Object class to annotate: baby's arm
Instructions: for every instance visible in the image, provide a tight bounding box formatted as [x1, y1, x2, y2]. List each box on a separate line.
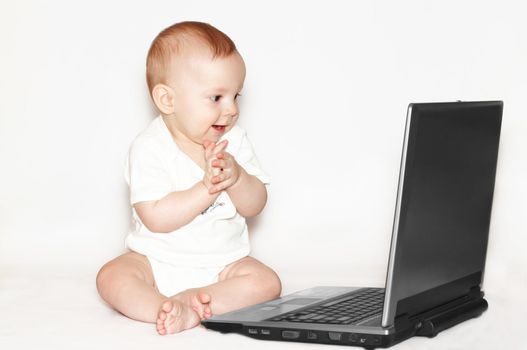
[225, 166, 267, 217]
[134, 141, 228, 233]
[134, 183, 220, 233]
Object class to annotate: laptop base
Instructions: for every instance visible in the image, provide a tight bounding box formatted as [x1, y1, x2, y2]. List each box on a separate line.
[202, 296, 488, 349]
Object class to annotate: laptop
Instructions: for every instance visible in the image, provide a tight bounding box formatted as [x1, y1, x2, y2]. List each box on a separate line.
[202, 101, 503, 348]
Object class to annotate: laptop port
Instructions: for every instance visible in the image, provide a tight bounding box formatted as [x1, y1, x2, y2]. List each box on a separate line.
[359, 336, 368, 344]
[282, 330, 300, 339]
[261, 329, 271, 335]
[307, 331, 318, 340]
[328, 332, 343, 341]
[248, 328, 258, 335]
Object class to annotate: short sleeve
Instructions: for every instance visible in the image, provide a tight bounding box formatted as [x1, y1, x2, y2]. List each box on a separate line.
[125, 137, 173, 205]
[235, 130, 270, 185]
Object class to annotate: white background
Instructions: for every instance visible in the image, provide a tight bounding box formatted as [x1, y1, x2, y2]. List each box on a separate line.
[0, 1, 526, 349]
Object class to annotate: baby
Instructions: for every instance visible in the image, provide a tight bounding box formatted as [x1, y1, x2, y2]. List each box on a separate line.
[96, 21, 281, 335]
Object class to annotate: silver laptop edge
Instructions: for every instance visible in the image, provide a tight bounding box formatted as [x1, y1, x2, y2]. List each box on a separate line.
[381, 104, 413, 327]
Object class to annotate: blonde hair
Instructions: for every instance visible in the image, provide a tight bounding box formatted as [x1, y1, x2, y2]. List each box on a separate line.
[146, 21, 237, 94]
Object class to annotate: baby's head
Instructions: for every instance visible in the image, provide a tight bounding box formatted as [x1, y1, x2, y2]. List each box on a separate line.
[146, 21, 246, 144]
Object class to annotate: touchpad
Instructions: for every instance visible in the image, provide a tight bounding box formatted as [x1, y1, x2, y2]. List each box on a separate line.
[280, 298, 321, 305]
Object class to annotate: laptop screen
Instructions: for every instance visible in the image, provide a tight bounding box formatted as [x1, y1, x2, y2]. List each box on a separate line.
[382, 101, 503, 327]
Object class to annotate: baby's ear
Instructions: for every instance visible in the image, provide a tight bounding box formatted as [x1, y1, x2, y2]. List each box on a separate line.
[151, 84, 175, 115]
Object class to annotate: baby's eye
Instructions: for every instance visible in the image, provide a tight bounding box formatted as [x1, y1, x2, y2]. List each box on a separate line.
[210, 95, 221, 102]
[234, 93, 242, 100]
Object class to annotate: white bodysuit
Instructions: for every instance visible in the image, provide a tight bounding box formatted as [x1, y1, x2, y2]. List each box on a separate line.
[124, 116, 269, 295]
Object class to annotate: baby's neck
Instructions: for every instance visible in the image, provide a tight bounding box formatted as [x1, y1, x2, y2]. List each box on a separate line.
[173, 134, 203, 156]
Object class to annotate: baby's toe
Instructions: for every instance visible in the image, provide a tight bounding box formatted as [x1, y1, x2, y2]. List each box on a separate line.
[156, 321, 167, 335]
[204, 305, 212, 316]
[198, 292, 211, 304]
[158, 310, 167, 321]
[161, 300, 173, 312]
[158, 300, 174, 319]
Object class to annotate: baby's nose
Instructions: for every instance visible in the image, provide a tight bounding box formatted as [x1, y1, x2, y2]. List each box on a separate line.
[223, 102, 239, 118]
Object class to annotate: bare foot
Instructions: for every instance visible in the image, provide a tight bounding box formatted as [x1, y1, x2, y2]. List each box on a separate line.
[172, 288, 213, 320]
[156, 299, 201, 335]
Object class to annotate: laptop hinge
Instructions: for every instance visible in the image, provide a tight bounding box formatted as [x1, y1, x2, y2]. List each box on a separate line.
[393, 285, 487, 337]
[414, 293, 487, 337]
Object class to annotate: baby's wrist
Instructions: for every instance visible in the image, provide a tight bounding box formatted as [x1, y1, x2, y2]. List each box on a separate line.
[229, 166, 245, 190]
[201, 178, 222, 197]
[200, 179, 212, 193]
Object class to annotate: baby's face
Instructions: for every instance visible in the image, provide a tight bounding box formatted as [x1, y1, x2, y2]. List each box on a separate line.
[168, 50, 246, 144]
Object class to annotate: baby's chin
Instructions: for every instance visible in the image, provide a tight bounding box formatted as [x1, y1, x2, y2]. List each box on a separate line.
[199, 135, 222, 146]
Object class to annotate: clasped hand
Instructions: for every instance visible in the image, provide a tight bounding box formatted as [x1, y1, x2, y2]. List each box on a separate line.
[202, 139, 241, 194]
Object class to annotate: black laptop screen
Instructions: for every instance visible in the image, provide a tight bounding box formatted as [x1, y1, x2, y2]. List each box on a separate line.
[387, 101, 502, 322]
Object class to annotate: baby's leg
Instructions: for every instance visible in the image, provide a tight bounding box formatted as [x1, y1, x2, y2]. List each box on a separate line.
[96, 251, 203, 334]
[191, 256, 282, 315]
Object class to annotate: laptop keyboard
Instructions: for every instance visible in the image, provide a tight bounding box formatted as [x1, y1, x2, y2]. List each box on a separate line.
[266, 288, 384, 325]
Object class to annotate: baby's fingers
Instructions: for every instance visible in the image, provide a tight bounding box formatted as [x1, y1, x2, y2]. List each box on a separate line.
[213, 140, 228, 155]
[212, 159, 226, 169]
[208, 181, 230, 194]
[211, 172, 227, 184]
[204, 140, 216, 160]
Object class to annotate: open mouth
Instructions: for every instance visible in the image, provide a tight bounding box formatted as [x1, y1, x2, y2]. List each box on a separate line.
[212, 125, 227, 132]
